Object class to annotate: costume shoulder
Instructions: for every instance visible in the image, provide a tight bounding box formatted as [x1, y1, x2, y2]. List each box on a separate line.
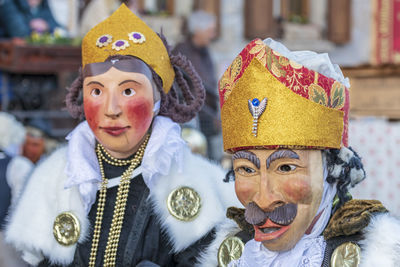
[322, 199, 400, 267]
[359, 212, 400, 267]
[323, 199, 388, 240]
[5, 147, 89, 266]
[149, 148, 242, 253]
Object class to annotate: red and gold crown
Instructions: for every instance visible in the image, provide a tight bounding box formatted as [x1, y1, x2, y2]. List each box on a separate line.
[81, 4, 174, 92]
[219, 39, 350, 152]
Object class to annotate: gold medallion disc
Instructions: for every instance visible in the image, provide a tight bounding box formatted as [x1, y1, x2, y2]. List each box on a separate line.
[331, 242, 361, 267]
[53, 212, 80, 246]
[218, 236, 244, 267]
[167, 186, 201, 221]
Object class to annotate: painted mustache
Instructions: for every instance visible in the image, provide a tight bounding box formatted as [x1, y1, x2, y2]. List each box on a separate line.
[244, 202, 298, 226]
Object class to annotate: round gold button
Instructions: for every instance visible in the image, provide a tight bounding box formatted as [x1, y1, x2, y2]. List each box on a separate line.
[331, 242, 361, 267]
[167, 186, 201, 221]
[53, 212, 80, 246]
[218, 236, 244, 267]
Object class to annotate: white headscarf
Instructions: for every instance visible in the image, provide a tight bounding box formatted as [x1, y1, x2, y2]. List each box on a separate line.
[263, 38, 350, 87]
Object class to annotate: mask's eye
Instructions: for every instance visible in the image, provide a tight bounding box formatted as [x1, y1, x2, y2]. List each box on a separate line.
[91, 88, 102, 97]
[278, 164, 297, 172]
[235, 166, 256, 176]
[123, 88, 136, 97]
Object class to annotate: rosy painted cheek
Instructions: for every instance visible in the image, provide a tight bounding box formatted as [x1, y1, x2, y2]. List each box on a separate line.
[125, 97, 153, 134]
[235, 179, 256, 205]
[282, 178, 312, 204]
[84, 99, 101, 131]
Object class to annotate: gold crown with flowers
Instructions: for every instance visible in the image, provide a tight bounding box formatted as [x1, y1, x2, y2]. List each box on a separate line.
[81, 4, 174, 92]
[219, 39, 350, 152]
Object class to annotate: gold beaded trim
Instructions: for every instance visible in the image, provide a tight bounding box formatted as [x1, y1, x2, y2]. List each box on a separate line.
[89, 135, 149, 267]
[98, 144, 136, 166]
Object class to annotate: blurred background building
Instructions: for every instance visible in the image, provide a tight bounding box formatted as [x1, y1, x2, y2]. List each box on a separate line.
[0, 0, 400, 214]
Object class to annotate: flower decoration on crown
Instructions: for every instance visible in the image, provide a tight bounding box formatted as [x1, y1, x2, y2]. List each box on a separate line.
[112, 39, 130, 51]
[96, 34, 113, 47]
[129, 32, 146, 44]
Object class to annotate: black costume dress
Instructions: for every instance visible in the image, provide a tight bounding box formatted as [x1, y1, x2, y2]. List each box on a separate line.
[38, 153, 214, 267]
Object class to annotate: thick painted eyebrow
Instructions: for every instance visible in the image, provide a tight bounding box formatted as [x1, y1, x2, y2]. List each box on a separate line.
[86, 81, 104, 87]
[118, 79, 142, 86]
[232, 151, 260, 169]
[267, 150, 299, 169]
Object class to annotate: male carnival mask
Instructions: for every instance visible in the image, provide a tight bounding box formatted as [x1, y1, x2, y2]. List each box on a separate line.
[218, 39, 350, 251]
[233, 149, 323, 251]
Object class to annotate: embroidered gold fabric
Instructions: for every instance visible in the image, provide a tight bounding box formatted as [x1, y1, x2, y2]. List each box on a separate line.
[218, 236, 244, 267]
[221, 58, 344, 152]
[167, 186, 201, 221]
[81, 4, 174, 92]
[330, 242, 361, 267]
[53, 212, 80, 246]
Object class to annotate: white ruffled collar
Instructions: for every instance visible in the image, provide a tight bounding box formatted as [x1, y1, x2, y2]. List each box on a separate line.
[64, 116, 187, 213]
[231, 236, 326, 267]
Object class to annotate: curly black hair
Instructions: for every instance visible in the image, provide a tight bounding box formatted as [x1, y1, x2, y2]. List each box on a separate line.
[324, 147, 366, 212]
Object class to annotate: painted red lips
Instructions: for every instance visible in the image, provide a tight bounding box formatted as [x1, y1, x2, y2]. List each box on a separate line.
[101, 126, 130, 136]
[253, 219, 291, 242]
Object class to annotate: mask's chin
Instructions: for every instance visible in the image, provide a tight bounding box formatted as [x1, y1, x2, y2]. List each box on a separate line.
[258, 207, 323, 251]
[96, 126, 151, 159]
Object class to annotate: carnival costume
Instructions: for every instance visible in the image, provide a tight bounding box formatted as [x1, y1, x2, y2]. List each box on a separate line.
[210, 38, 400, 267]
[5, 5, 239, 266]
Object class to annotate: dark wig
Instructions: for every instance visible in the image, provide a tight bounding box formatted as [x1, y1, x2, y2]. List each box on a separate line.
[324, 147, 366, 213]
[65, 34, 205, 123]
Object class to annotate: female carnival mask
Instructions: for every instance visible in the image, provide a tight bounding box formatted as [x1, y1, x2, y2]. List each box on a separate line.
[69, 4, 175, 158]
[83, 58, 156, 158]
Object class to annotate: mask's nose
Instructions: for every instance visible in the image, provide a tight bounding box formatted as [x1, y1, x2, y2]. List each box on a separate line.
[105, 91, 122, 119]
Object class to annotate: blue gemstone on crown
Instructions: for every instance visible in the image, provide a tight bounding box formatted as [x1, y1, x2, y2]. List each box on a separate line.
[252, 98, 260, 106]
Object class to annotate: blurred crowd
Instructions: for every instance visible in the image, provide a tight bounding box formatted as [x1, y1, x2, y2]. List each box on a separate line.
[0, 0, 59, 39]
[0, 111, 59, 266]
[0, 0, 224, 162]
[0, 112, 44, 266]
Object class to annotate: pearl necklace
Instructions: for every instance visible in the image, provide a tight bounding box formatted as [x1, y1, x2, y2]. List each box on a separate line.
[89, 135, 149, 267]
